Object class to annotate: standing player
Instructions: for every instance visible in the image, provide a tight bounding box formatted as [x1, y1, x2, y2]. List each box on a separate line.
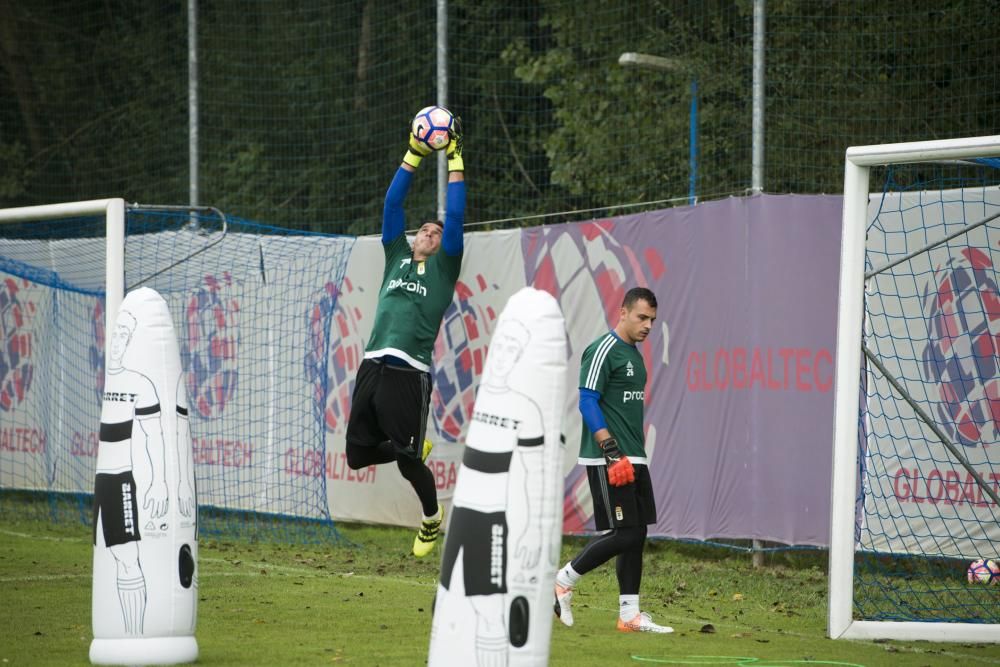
[345, 114, 465, 557]
[553, 287, 673, 634]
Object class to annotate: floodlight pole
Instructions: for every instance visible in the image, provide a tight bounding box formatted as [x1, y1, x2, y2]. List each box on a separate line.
[618, 52, 698, 206]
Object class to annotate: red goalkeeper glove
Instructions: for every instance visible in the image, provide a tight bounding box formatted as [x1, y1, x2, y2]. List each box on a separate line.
[599, 437, 635, 486]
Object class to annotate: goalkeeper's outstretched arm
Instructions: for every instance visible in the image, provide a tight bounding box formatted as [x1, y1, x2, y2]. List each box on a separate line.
[382, 167, 413, 245]
[442, 119, 465, 257]
[383, 128, 435, 245]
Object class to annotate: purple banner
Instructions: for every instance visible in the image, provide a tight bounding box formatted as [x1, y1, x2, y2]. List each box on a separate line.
[522, 194, 842, 546]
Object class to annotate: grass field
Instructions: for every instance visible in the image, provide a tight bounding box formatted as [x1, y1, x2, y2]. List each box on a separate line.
[3, 498, 1000, 666]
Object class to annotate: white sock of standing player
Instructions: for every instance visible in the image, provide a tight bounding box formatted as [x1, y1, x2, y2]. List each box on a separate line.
[619, 594, 639, 621]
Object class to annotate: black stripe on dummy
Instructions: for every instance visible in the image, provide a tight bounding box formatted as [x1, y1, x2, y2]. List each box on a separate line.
[518, 436, 544, 448]
[99, 420, 132, 442]
[135, 403, 161, 417]
[462, 447, 513, 473]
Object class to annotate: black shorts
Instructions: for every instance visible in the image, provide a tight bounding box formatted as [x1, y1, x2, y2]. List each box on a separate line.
[440, 507, 508, 596]
[587, 463, 656, 530]
[92, 471, 142, 546]
[346, 357, 432, 461]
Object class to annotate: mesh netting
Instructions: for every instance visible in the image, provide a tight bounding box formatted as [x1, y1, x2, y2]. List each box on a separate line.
[0, 207, 354, 542]
[858, 162, 1000, 622]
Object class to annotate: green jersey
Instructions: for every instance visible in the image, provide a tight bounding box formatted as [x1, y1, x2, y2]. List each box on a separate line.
[578, 332, 648, 465]
[364, 234, 462, 371]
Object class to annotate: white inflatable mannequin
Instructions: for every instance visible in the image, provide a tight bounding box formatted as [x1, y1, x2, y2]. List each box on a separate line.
[90, 287, 198, 665]
[428, 287, 566, 666]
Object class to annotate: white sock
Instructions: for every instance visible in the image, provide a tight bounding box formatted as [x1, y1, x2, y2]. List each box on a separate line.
[556, 563, 581, 588]
[118, 575, 147, 635]
[619, 594, 639, 621]
[423, 506, 442, 521]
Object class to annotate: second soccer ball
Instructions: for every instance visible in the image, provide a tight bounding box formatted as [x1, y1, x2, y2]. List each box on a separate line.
[411, 106, 455, 152]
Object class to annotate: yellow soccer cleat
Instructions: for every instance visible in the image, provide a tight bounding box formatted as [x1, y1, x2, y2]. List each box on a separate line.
[413, 504, 444, 558]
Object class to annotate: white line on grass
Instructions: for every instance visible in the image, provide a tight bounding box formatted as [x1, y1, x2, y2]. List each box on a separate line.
[0, 559, 435, 589]
[0, 528, 84, 542]
[197, 556, 437, 588]
[0, 530, 435, 589]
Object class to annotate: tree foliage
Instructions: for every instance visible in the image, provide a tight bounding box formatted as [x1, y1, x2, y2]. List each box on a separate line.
[0, 1, 998, 234]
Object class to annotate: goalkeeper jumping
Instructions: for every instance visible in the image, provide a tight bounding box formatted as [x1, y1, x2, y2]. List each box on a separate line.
[344, 114, 465, 557]
[554, 287, 674, 633]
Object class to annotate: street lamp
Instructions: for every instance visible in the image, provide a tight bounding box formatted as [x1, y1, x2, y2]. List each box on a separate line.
[618, 52, 698, 206]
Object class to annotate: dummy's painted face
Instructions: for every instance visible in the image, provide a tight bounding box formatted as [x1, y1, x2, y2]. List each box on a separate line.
[109, 322, 134, 364]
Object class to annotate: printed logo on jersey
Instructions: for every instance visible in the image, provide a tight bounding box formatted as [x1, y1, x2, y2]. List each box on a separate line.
[0, 277, 37, 412]
[431, 274, 501, 442]
[626, 360, 634, 377]
[521, 220, 667, 533]
[88, 299, 106, 402]
[304, 279, 365, 435]
[387, 277, 427, 297]
[181, 273, 240, 419]
[920, 247, 1000, 447]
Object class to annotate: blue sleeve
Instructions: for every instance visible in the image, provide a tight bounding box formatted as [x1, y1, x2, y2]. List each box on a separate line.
[441, 179, 465, 256]
[578, 387, 608, 434]
[382, 167, 413, 245]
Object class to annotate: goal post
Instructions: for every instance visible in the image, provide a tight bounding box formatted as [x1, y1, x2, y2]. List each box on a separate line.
[0, 198, 126, 351]
[830, 136, 1000, 643]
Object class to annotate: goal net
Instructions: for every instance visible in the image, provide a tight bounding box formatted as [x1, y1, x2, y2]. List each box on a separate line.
[829, 137, 1000, 642]
[0, 201, 354, 540]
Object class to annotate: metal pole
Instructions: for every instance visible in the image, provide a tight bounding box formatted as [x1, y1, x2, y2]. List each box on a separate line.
[689, 78, 698, 205]
[751, 0, 765, 194]
[188, 0, 199, 207]
[105, 199, 126, 342]
[436, 0, 448, 220]
[751, 1, 766, 563]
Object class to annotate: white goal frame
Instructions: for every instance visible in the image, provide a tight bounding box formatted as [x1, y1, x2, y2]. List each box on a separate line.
[828, 135, 1000, 643]
[0, 198, 126, 353]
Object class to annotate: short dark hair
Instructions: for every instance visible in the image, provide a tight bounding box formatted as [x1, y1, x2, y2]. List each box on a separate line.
[422, 219, 443, 230]
[622, 286, 657, 310]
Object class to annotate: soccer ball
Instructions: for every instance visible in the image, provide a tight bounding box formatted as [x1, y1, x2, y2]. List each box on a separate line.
[411, 105, 454, 152]
[966, 558, 1000, 584]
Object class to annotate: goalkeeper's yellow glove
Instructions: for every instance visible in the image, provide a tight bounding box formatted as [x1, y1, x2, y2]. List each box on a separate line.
[446, 117, 464, 172]
[403, 134, 433, 169]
